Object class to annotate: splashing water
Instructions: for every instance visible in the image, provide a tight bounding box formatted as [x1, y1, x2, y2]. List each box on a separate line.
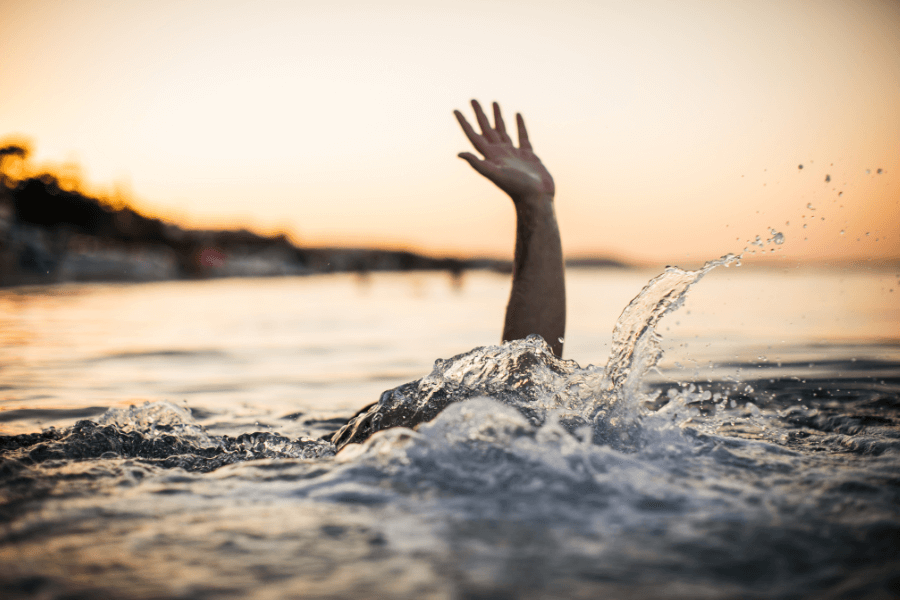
[2, 233, 898, 600]
[601, 254, 739, 397]
[4, 238, 782, 459]
[331, 249, 759, 451]
[97, 401, 217, 447]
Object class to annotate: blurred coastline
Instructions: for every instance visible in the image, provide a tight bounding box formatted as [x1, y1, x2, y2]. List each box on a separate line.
[0, 186, 634, 287]
[2, 142, 895, 288]
[0, 142, 633, 287]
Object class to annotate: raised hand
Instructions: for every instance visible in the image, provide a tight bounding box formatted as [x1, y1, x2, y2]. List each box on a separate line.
[454, 100, 555, 202]
[454, 100, 566, 357]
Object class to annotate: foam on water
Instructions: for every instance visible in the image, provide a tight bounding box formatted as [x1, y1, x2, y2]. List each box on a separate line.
[96, 401, 217, 447]
[2, 239, 899, 599]
[329, 252, 746, 453]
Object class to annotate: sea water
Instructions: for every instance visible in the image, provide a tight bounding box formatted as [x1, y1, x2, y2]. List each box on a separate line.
[0, 266, 898, 599]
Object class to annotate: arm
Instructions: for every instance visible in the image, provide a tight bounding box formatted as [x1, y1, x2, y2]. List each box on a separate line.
[454, 100, 566, 357]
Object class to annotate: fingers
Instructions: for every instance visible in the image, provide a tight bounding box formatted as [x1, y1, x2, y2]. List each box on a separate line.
[516, 113, 532, 150]
[454, 110, 489, 156]
[457, 152, 495, 179]
[471, 100, 499, 143]
[493, 102, 512, 144]
[456, 100, 521, 156]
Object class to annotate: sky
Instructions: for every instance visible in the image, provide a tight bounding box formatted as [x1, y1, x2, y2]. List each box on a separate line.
[1, 0, 898, 264]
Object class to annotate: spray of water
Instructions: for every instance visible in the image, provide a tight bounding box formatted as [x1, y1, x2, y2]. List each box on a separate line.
[53, 229, 786, 458]
[329, 231, 785, 450]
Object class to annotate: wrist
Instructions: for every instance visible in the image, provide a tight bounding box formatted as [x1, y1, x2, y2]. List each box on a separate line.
[513, 192, 556, 220]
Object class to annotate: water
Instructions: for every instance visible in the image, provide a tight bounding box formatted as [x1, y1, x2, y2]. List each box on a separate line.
[1, 267, 898, 599]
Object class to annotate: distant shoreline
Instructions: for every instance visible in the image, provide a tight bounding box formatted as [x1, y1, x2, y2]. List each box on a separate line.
[0, 169, 640, 287]
[1, 164, 894, 289]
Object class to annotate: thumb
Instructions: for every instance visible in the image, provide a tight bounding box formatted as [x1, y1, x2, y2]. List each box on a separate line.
[458, 152, 493, 178]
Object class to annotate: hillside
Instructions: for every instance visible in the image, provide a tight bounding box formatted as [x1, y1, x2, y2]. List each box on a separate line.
[0, 143, 513, 286]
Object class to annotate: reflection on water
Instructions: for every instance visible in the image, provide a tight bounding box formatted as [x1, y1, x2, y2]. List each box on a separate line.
[1, 268, 895, 435]
[0, 273, 502, 435]
[0, 267, 898, 599]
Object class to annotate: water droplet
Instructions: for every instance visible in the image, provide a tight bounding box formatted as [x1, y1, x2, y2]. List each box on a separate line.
[877, 168, 883, 174]
[838, 191, 843, 197]
[807, 203, 815, 210]
[802, 224, 807, 229]
[840, 230, 845, 235]
[798, 164, 804, 170]
[824, 174, 830, 182]
[866, 169, 871, 174]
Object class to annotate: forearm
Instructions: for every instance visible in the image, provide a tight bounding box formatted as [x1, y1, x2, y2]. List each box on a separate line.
[504, 193, 566, 357]
[452, 100, 565, 354]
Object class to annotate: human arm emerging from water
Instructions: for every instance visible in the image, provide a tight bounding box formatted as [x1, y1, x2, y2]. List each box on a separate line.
[455, 100, 566, 357]
[328, 101, 566, 449]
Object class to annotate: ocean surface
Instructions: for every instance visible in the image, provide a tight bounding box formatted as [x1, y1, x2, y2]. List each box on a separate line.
[1, 264, 898, 599]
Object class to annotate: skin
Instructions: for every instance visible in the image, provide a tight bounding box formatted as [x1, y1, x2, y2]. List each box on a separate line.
[454, 100, 566, 357]
[329, 101, 567, 449]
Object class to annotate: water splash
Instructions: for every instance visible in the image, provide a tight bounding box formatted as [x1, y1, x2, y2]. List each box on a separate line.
[3, 238, 899, 600]
[331, 229, 789, 451]
[601, 254, 739, 396]
[331, 253, 761, 451]
[10, 231, 785, 461]
[0, 403, 335, 473]
[330, 337, 579, 450]
[97, 401, 215, 447]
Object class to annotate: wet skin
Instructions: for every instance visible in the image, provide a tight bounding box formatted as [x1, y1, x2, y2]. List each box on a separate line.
[330, 102, 567, 449]
[454, 100, 566, 358]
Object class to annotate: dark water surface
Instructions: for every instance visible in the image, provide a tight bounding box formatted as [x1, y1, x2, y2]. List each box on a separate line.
[1, 268, 898, 599]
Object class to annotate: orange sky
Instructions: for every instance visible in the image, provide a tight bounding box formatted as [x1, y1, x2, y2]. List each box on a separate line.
[1, 0, 897, 263]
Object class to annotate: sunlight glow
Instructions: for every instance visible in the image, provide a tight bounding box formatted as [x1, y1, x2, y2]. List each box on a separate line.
[1, 0, 897, 263]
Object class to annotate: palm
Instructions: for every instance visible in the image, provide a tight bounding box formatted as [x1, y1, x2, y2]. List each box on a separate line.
[455, 100, 555, 200]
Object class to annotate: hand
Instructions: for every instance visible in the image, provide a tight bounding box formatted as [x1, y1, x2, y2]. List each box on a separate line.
[455, 100, 555, 202]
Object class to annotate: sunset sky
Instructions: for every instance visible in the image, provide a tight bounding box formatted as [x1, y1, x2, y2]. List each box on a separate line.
[1, 0, 897, 264]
